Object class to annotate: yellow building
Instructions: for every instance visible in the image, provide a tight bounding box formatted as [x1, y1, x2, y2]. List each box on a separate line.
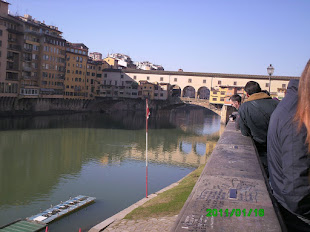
[64, 43, 88, 99]
[209, 87, 227, 105]
[103, 57, 118, 69]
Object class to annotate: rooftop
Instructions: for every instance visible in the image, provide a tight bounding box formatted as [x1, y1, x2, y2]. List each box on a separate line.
[103, 69, 299, 81]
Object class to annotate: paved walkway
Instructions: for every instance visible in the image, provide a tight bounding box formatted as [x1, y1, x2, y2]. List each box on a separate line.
[171, 121, 283, 232]
[104, 215, 178, 232]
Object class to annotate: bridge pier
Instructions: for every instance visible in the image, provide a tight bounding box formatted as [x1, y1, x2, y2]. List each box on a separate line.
[220, 105, 234, 124]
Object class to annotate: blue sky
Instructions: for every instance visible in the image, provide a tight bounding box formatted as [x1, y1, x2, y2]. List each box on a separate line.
[7, 0, 310, 76]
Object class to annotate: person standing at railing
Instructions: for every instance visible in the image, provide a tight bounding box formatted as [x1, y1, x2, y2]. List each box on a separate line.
[238, 81, 279, 173]
[267, 60, 310, 232]
[229, 94, 242, 131]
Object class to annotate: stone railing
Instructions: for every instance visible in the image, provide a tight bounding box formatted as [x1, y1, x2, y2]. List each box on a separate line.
[170, 121, 284, 232]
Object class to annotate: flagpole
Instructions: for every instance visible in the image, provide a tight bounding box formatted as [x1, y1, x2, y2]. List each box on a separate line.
[146, 99, 148, 198]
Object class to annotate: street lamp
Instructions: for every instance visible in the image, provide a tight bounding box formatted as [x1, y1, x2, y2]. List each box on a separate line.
[267, 64, 274, 93]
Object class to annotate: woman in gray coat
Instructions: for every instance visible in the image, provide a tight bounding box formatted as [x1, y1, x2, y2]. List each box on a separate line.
[267, 60, 310, 231]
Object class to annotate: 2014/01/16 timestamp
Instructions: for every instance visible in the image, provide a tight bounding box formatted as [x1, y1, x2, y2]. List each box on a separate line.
[206, 209, 264, 217]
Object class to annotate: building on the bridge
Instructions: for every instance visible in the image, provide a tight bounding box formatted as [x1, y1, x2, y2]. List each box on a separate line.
[105, 69, 296, 102]
[209, 87, 227, 105]
[209, 86, 245, 105]
[224, 86, 245, 105]
[99, 70, 139, 99]
[138, 81, 170, 100]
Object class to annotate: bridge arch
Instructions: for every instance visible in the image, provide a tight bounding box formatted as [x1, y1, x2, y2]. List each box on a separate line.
[182, 86, 196, 98]
[194, 142, 207, 156]
[170, 85, 182, 97]
[180, 141, 192, 154]
[197, 86, 210, 100]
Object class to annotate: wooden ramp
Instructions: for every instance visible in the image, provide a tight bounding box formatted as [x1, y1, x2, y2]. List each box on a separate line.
[0, 220, 45, 232]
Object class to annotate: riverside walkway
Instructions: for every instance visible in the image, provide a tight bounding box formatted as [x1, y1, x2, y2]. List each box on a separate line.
[90, 121, 283, 232]
[171, 121, 282, 232]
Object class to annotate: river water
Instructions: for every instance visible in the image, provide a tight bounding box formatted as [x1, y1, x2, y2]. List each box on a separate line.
[0, 105, 223, 231]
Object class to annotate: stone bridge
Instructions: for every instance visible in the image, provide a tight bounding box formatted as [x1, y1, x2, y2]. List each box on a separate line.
[166, 97, 233, 124]
[179, 97, 222, 115]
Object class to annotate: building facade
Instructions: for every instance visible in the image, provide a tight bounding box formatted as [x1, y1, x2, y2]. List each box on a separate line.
[64, 43, 88, 99]
[89, 52, 102, 61]
[101, 69, 297, 102]
[0, 0, 21, 97]
[86, 58, 103, 98]
[15, 14, 66, 98]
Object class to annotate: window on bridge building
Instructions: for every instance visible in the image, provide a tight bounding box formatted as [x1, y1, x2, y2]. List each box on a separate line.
[266, 83, 269, 87]
[234, 81, 237, 85]
[160, 77, 163, 81]
[282, 84, 286, 88]
[212, 98, 217, 101]
[218, 80, 221, 85]
[174, 78, 177, 82]
[203, 79, 206, 83]
[147, 76, 150, 80]
[188, 79, 192, 83]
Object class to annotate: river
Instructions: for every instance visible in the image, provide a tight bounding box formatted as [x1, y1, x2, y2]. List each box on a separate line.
[0, 105, 223, 231]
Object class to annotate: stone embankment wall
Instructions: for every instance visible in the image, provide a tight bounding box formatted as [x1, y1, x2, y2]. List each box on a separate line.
[0, 97, 186, 117]
[0, 97, 91, 116]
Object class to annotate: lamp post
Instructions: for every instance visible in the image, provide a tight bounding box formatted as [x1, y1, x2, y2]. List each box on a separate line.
[267, 64, 274, 93]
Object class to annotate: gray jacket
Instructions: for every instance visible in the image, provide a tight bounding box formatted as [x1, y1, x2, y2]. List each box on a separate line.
[238, 92, 279, 145]
[267, 79, 310, 219]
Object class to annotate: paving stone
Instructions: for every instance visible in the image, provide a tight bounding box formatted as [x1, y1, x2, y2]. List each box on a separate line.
[102, 216, 177, 232]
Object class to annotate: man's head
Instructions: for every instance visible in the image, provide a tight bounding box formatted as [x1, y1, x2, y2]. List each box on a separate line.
[230, 94, 242, 109]
[244, 81, 261, 96]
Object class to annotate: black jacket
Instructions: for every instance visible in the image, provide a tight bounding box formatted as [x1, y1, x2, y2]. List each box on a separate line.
[267, 79, 310, 219]
[238, 92, 279, 145]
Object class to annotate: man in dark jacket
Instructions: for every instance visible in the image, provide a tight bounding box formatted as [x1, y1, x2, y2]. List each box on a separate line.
[267, 79, 310, 231]
[238, 81, 278, 169]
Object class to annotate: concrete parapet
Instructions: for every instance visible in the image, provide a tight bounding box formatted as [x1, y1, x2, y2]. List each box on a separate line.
[170, 121, 282, 232]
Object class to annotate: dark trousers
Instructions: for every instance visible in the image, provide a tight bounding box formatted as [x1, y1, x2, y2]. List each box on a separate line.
[278, 204, 310, 232]
[255, 142, 269, 177]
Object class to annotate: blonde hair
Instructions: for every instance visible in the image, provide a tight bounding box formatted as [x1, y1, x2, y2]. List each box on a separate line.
[295, 59, 310, 152]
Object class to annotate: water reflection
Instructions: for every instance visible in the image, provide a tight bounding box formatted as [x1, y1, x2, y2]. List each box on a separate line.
[0, 106, 223, 230]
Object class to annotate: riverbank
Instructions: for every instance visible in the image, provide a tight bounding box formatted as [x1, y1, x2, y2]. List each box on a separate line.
[89, 165, 205, 232]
